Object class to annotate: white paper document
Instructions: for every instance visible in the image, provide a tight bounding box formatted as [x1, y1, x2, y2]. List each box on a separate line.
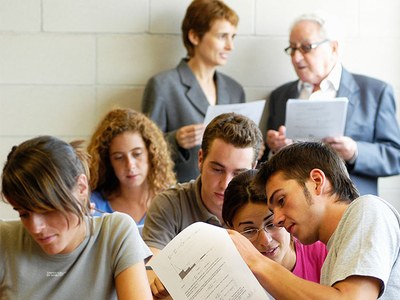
[149, 222, 271, 300]
[203, 100, 266, 126]
[285, 97, 348, 140]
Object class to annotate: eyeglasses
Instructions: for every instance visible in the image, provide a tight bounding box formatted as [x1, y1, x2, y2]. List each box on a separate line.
[240, 223, 282, 242]
[284, 39, 329, 56]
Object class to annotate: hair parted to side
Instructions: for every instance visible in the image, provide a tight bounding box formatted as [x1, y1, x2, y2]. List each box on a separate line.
[182, 0, 239, 57]
[87, 108, 176, 197]
[254, 142, 359, 202]
[1, 135, 91, 223]
[201, 112, 263, 165]
[222, 169, 267, 228]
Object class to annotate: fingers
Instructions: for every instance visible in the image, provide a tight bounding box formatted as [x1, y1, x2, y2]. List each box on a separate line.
[176, 124, 205, 149]
[266, 129, 290, 153]
[323, 136, 357, 161]
[150, 277, 170, 298]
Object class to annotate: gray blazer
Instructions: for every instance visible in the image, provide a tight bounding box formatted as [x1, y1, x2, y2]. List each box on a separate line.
[142, 59, 245, 182]
[266, 67, 400, 195]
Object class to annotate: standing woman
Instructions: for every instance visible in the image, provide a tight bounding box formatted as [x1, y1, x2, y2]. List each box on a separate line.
[142, 0, 245, 183]
[87, 108, 176, 234]
[0, 136, 152, 299]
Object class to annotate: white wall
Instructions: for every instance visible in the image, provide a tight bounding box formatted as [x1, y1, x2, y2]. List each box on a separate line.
[1, 0, 399, 219]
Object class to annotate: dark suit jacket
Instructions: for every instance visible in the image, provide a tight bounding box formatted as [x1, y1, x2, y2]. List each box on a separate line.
[142, 59, 245, 183]
[266, 67, 400, 195]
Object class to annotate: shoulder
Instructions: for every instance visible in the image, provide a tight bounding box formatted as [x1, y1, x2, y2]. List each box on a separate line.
[347, 71, 392, 93]
[270, 80, 298, 98]
[146, 67, 180, 87]
[0, 219, 23, 238]
[347, 195, 399, 218]
[92, 212, 136, 234]
[149, 180, 197, 211]
[332, 195, 400, 245]
[216, 71, 243, 89]
[145, 60, 189, 88]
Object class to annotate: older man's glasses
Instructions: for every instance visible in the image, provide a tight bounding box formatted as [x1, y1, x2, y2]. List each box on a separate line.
[240, 223, 282, 242]
[284, 39, 329, 56]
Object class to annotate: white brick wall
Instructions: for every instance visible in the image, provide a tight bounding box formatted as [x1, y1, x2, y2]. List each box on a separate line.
[1, 0, 399, 219]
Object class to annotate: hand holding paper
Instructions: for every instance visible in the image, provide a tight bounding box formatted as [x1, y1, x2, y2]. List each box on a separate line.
[149, 222, 271, 300]
[285, 98, 348, 141]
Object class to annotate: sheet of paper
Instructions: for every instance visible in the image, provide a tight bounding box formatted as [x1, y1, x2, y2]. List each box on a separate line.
[285, 97, 348, 140]
[203, 100, 266, 126]
[149, 222, 271, 300]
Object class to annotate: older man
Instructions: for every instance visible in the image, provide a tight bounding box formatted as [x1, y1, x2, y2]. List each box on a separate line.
[264, 12, 400, 195]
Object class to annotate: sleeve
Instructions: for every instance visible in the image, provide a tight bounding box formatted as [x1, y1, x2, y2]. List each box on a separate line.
[141, 76, 188, 164]
[109, 213, 152, 277]
[353, 84, 400, 177]
[327, 199, 400, 295]
[238, 84, 245, 103]
[142, 191, 181, 250]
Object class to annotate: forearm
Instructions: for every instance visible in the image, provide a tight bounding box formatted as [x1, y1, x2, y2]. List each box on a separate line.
[249, 254, 378, 300]
[249, 256, 334, 299]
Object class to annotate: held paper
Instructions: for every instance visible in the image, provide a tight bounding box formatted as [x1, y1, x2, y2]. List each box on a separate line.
[285, 98, 348, 140]
[203, 100, 266, 126]
[149, 222, 271, 300]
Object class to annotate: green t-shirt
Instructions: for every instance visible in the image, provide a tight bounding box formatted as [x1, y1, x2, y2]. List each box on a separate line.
[0, 212, 152, 299]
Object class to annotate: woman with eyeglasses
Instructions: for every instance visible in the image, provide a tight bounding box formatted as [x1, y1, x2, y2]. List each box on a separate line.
[222, 169, 327, 283]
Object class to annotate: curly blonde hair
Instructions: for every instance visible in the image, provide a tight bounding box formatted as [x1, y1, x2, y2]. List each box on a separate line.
[87, 108, 176, 197]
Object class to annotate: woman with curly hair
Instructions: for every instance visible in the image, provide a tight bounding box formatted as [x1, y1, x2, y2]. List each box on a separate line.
[87, 108, 176, 234]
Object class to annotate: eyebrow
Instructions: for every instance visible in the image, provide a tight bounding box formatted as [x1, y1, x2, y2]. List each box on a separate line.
[267, 189, 280, 207]
[237, 220, 255, 227]
[110, 147, 143, 155]
[209, 161, 249, 173]
[209, 161, 225, 168]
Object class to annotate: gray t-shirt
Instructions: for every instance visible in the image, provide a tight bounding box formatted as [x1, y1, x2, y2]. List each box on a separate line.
[321, 195, 400, 298]
[0, 212, 152, 300]
[142, 176, 222, 250]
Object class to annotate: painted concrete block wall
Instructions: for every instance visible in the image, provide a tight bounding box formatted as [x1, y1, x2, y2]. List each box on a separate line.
[1, 0, 399, 219]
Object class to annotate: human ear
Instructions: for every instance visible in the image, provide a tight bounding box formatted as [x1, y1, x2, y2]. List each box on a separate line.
[76, 174, 89, 200]
[330, 40, 340, 59]
[309, 169, 325, 195]
[188, 29, 200, 46]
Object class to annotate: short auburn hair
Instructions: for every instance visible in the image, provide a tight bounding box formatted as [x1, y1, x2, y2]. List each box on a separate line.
[181, 0, 239, 57]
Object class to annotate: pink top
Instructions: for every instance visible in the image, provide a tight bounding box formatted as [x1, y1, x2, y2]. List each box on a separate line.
[292, 239, 328, 283]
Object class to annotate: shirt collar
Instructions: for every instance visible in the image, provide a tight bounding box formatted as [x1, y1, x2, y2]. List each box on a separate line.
[297, 63, 342, 93]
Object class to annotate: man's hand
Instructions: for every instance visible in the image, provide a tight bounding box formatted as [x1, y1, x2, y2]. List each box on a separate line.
[266, 125, 293, 154]
[323, 136, 357, 162]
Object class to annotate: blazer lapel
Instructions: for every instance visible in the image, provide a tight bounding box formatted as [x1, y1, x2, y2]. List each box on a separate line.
[215, 72, 230, 104]
[289, 81, 300, 99]
[337, 68, 359, 122]
[177, 60, 209, 116]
